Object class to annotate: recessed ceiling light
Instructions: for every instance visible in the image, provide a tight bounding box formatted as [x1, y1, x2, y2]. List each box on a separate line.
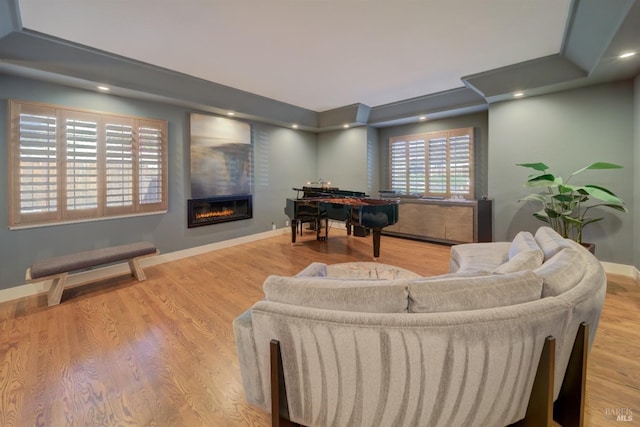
[419, 116, 427, 121]
[343, 124, 349, 128]
[97, 85, 110, 92]
[227, 111, 235, 116]
[292, 124, 299, 129]
[619, 51, 637, 59]
[513, 92, 524, 98]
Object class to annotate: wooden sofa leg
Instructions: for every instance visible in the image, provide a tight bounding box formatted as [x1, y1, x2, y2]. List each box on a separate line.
[47, 273, 68, 307]
[270, 340, 302, 427]
[510, 336, 555, 427]
[554, 323, 589, 427]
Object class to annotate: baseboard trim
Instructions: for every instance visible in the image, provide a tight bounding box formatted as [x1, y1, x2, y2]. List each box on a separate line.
[601, 261, 640, 282]
[0, 228, 288, 305]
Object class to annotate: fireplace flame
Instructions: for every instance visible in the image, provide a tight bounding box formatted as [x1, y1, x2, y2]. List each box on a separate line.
[196, 209, 234, 219]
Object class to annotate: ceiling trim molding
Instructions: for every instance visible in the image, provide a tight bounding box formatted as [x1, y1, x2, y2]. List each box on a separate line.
[561, 0, 635, 73]
[0, 0, 21, 38]
[1, 0, 638, 131]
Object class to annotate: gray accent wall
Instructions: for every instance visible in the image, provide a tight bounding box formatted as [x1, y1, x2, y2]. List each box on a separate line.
[0, 74, 317, 289]
[488, 81, 634, 264]
[317, 127, 370, 193]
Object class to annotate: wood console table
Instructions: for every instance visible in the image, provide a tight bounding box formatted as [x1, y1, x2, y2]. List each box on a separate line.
[381, 198, 492, 244]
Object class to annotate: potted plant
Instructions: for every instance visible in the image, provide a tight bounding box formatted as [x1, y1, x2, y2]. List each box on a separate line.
[516, 162, 627, 245]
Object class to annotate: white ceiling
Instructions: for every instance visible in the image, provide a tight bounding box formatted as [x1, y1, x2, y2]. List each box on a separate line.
[18, 0, 572, 112]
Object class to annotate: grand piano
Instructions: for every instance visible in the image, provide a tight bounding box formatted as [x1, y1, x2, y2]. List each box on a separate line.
[284, 186, 400, 258]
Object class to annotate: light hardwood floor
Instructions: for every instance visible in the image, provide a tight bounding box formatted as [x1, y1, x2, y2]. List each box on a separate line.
[0, 229, 638, 426]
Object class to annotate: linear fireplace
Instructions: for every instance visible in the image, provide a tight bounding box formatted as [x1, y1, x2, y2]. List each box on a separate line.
[188, 195, 253, 228]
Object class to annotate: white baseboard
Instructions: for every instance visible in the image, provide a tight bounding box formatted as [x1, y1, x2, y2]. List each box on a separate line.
[0, 228, 288, 305]
[601, 261, 640, 282]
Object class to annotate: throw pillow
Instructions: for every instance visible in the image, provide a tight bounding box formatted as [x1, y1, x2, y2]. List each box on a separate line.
[494, 249, 544, 274]
[263, 275, 409, 313]
[534, 248, 586, 297]
[534, 226, 574, 261]
[508, 231, 542, 259]
[407, 270, 543, 313]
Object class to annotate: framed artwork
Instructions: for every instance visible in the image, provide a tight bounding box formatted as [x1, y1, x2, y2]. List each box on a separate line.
[190, 113, 251, 198]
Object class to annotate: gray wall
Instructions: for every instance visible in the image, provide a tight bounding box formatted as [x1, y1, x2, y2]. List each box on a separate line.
[488, 81, 635, 264]
[0, 74, 317, 289]
[376, 112, 490, 198]
[317, 127, 370, 192]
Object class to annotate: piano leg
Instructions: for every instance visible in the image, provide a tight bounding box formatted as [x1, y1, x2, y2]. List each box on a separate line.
[316, 216, 328, 241]
[372, 229, 382, 258]
[325, 217, 329, 240]
[315, 217, 321, 240]
[290, 220, 298, 244]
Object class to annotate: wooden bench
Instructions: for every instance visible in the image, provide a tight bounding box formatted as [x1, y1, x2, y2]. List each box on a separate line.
[26, 242, 159, 306]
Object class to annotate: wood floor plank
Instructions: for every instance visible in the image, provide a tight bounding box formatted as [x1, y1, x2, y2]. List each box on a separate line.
[0, 230, 638, 426]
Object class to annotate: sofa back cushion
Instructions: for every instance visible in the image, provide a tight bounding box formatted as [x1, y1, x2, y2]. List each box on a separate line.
[407, 270, 543, 313]
[493, 250, 544, 274]
[263, 275, 409, 313]
[535, 226, 574, 261]
[534, 248, 586, 297]
[508, 231, 542, 259]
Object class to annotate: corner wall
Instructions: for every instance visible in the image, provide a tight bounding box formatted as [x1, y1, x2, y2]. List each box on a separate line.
[634, 74, 640, 270]
[317, 127, 370, 192]
[488, 81, 634, 264]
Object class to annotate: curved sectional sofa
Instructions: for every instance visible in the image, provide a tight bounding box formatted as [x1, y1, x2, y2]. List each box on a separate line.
[233, 226, 606, 427]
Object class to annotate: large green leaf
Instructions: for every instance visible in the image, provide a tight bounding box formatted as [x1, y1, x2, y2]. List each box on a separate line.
[517, 162, 549, 171]
[525, 174, 559, 187]
[571, 162, 623, 176]
[583, 185, 625, 203]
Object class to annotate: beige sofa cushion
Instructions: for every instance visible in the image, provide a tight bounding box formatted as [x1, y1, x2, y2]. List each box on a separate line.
[263, 275, 409, 313]
[535, 226, 574, 261]
[449, 242, 511, 273]
[508, 231, 542, 258]
[534, 248, 586, 297]
[408, 270, 543, 313]
[494, 250, 544, 274]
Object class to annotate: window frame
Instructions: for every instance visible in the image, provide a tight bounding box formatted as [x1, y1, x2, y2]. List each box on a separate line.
[8, 99, 168, 229]
[389, 127, 474, 199]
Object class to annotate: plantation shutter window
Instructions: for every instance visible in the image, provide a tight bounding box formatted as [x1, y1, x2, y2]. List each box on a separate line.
[105, 118, 135, 213]
[390, 139, 409, 193]
[427, 133, 448, 196]
[389, 127, 474, 199]
[14, 105, 58, 222]
[138, 122, 164, 208]
[8, 100, 168, 228]
[64, 112, 100, 217]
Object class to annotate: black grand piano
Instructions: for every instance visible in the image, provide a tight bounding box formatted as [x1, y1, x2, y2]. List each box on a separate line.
[284, 186, 399, 258]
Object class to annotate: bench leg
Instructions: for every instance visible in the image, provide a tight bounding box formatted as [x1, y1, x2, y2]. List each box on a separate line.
[128, 257, 147, 281]
[47, 274, 68, 307]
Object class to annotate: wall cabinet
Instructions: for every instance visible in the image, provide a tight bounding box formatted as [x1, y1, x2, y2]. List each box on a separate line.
[383, 199, 492, 244]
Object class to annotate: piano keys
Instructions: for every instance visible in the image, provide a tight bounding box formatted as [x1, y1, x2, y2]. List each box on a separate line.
[284, 187, 399, 258]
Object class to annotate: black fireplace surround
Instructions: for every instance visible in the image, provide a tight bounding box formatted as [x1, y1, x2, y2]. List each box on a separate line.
[188, 195, 253, 228]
